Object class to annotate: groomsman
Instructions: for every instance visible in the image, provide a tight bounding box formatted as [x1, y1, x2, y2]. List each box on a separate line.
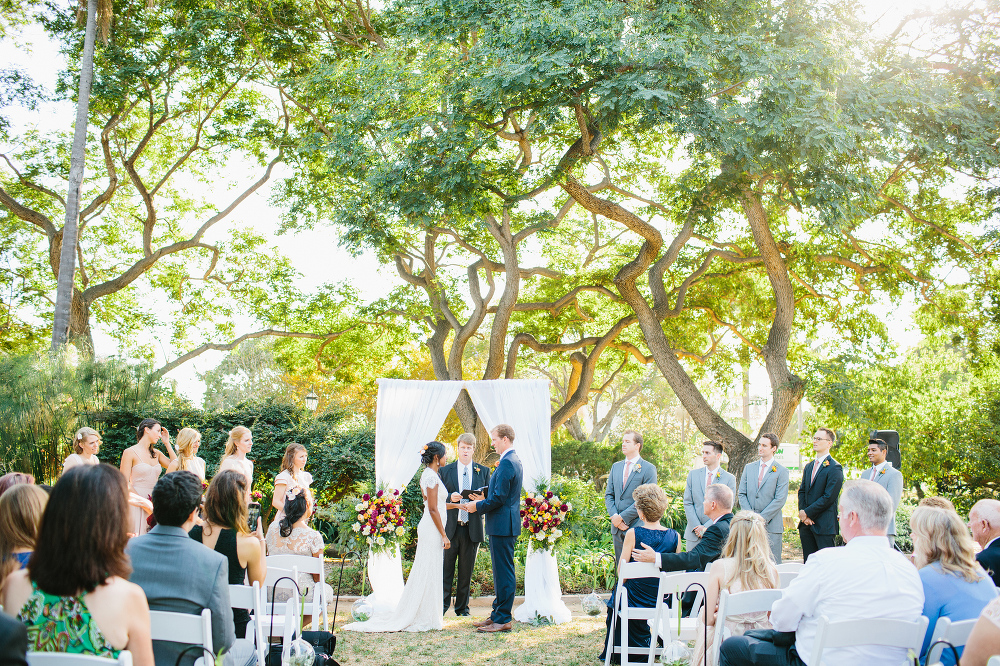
[683, 441, 737, 551]
[737, 432, 789, 562]
[866, 437, 903, 547]
[797, 427, 844, 561]
[441, 433, 491, 616]
[604, 430, 658, 560]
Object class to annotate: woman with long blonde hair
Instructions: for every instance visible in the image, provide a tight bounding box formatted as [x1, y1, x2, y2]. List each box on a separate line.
[0, 484, 49, 580]
[692, 511, 779, 666]
[63, 427, 101, 472]
[165, 428, 206, 481]
[910, 505, 997, 665]
[217, 426, 253, 486]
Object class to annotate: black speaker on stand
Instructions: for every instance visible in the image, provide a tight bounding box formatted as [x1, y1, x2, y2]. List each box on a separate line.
[870, 429, 901, 468]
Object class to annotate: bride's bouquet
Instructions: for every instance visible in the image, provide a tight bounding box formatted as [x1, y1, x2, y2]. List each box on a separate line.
[521, 486, 572, 551]
[352, 484, 407, 555]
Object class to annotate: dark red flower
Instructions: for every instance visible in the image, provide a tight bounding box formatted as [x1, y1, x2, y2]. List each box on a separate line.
[520, 509, 526, 516]
[377, 490, 384, 498]
[362, 493, 370, 501]
[545, 491, 553, 499]
[560, 504, 569, 511]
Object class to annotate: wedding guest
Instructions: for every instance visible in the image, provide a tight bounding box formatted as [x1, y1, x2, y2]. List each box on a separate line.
[960, 596, 1000, 666]
[165, 427, 206, 481]
[797, 427, 843, 561]
[634, 484, 735, 575]
[736, 433, 789, 562]
[911, 505, 997, 666]
[441, 433, 491, 617]
[271, 443, 312, 524]
[218, 426, 254, 485]
[866, 437, 903, 547]
[599, 483, 680, 663]
[684, 442, 737, 551]
[62, 426, 101, 472]
[719, 480, 923, 666]
[127, 471, 253, 666]
[190, 470, 266, 639]
[1, 465, 154, 665]
[120, 418, 176, 536]
[265, 487, 324, 628]
[0, 484, 48, 580]
[0, 610, 28, 666]
[969, 499, 1000, 586]
[919, 496, 956, 511]
[0, 472, 34, 497]
[693, 511, 780, 666]
[605, 430, 659, 561]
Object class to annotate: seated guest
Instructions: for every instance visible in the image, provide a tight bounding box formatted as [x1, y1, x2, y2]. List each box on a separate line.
[190, 469, 266, 638]
[127, 471, 254, 666]
[0, 610, 28, 666]
[265, 487, 324, 627]
[919, 496, 956, 512]
[719, 480, 923, 666]
[911, 506, 998, 666]
[1, 465, 153, 665]
[0, 484, 48, 579]
[598, 483, 680, 663]
[693, 511, 780, 666]
[960, 595, 1000, 666]
[969, 499, 1000, 586]
[63, 427, 101, 472]
[0, 472, 34, 497]
[632, 484, 735, 574]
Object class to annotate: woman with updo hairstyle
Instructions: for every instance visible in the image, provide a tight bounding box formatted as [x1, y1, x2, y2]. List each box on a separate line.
[0, 484, 48, 580]
[265, 487, 324, 620]
[188, 469, 266, 638]
[165, 428, 206, 481]
[63, 427, 101, 472]
[0, 472, 35, 497]
[691, 511, 779, 666]
[344, 441, 451, 633]
[218, 425, 254, 486]
[120, 418, 176, 536]
[599, 483, 681, 663]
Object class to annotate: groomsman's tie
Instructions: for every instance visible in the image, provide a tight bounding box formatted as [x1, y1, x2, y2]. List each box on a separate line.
[460, 467, 470, 523]
[870, 466, 878, 481]
[706, 469, 713, 490]
[623, 460, 632, 486]
[758, 462, 766, 488]
[811, 459, 821, 483]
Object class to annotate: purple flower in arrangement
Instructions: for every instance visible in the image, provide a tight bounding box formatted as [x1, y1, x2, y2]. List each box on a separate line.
[520, 509, 526, 516]
[362, 493, 370, 501]
[545, 491, 553, 499]
[523, 519, 530, 527]
[560, 503, 569, 511]
[393, 489, 400, 496]
[376, 490, 384, 498]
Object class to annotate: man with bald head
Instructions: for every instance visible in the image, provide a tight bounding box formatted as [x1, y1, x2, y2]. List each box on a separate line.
[970, 499, 1000, 587]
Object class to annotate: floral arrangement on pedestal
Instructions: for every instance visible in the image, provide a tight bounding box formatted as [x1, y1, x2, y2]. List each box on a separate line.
[521, 485, 572, 550]
[351, 485, 407, 554]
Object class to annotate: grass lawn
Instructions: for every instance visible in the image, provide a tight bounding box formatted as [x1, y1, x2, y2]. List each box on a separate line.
[332, 610, 607, 666]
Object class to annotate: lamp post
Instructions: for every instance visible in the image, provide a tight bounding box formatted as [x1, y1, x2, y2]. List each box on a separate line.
[305, 390, 319, 412]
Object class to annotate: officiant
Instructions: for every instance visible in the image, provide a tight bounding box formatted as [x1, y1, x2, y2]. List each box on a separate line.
[441, 433, 491, 616]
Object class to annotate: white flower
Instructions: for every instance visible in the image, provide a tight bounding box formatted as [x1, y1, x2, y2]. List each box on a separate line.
[366, 536, 373, 545]
[362, 525, 371, 535]
[354, 503, 363, 511]
[552, 529, 562, 539]
[352, 523, 360, 532]
[376, 536, 386, 546]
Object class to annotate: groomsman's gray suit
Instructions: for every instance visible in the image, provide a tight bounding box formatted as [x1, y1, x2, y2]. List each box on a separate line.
[683, 466, 737, 550]
[604, 456, 658, 560]
[868, 463, 904, 540]
[737, 459, 789, 562]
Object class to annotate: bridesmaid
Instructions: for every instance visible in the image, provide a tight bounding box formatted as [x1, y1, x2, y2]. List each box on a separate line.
[218, 426, 254, 486]
[120, 419, 176, 536]
[62, 427, 101, 473]
[165, 428, 206, 481]
[271, 443, 313, 525]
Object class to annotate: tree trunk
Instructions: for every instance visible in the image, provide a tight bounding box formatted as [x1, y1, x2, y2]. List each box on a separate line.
[52, 0, 97, 351]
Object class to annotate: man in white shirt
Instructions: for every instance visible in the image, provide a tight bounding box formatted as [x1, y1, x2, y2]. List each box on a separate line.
[719, 479, 924, 666]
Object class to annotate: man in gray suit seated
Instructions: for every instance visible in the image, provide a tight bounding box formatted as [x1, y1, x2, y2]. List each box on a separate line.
[684, 441, 737, 551]
[126, 471, 255, 666]
[865, 437, 903, 547]
[737, 432, 789, 562]
[604, 430, 658, 560]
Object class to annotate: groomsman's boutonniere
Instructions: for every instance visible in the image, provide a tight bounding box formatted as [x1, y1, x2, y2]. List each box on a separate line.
[879, 467, 886, 475]
[634, 464, 642, 473]
[822, 460, 830, 467]
[770, 465, 777, 473]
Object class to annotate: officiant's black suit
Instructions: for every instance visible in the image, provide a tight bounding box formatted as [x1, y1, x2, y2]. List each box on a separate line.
[441, 459, 491, 615]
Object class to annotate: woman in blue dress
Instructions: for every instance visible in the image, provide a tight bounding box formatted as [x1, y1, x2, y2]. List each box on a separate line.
[599, 483, 681, 663]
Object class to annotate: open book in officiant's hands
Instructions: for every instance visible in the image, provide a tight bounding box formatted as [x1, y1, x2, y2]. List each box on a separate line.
[461, 486, 489, 500]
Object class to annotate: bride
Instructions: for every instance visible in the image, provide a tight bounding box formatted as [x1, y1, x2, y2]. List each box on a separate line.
[344, 440, 453, 632]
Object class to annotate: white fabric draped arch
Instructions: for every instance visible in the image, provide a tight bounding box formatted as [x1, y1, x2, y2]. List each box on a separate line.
[366, 378, 570, 624]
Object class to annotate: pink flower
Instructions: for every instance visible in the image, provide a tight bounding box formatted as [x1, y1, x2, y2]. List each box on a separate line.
[362, 493, 370, 501]
[377, 490, 384, 498]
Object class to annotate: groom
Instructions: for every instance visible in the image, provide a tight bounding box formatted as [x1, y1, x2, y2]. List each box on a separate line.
[462, 423, 523, 633]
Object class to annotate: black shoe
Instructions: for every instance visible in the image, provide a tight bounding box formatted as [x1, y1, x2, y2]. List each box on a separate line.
[456, 610, 470, 617]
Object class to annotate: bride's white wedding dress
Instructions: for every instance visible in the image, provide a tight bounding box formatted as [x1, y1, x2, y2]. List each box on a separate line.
[344, 467, 446, 632]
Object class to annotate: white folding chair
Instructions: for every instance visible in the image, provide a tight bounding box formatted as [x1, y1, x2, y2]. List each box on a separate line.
[809, 614, 928, 665]
[27, 653, 132, 666]
[230, 581, 266, 666]
[779, 571, 798, 588]
[260, 566, 300, 640]
[149, 609, 213, 663]
[266, 553, 329, 631]
[926, 617, 978, 665]
[711, 589, 784, 665]
[775, 562, 803, 573]
[649, 571, 713, 644]
[603, 561, 665, 666]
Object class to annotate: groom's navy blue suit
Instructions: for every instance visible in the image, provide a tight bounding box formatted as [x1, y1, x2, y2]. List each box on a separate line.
[475, 449, 523, 625]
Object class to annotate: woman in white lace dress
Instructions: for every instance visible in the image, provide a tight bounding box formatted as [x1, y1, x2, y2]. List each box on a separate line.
[344, 441, 453, 633]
